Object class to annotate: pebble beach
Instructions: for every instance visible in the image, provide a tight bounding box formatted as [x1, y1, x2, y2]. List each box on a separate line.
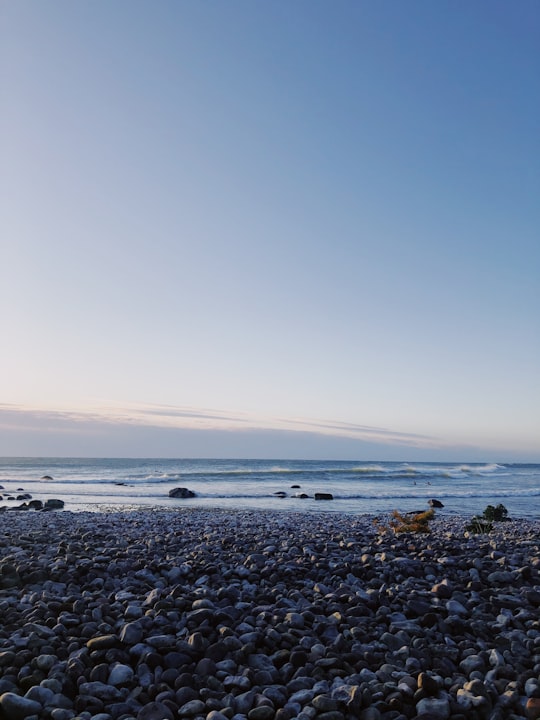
[0, 508, 539, 720]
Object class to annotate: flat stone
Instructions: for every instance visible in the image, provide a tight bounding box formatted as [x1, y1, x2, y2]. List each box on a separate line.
[312, 695, 338, 712]
[35, 654, 56, 671]
[50, 709, 75, 720]
[248, 706, 275, 720]
[0, 651, 16, 667]
[359, 709, 381, 720]
[137, 702, 175, 720]
[179, 699, 207, 716]
[108, 662, 134, 685]
[24, 686, 55, 706]
[119, 621, 143, 644]
[78, 681, 123, 701]
[446, 599, 468, 616]
[487, 570, 515, 583]
[86, 635, 117, 651]
[223, 675, 252, 691]
[459, 654, 485, 675]
[284, 612, 304, 628]
[415, 696, 450, 719]
[146, 634, 176, 648]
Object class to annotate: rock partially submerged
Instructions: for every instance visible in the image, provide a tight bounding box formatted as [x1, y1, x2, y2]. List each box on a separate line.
[429, 498, 445, 508]
[0, 497, 64, 512]
[168, 487, 196, 499]
[44, 498, 64, 509]
[314, 492, 334, 500]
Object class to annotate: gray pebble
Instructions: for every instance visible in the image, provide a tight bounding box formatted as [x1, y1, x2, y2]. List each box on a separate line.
[136, 702, 175, 720]
[0, 692, 42, 720]
[0, 508, 536, 720]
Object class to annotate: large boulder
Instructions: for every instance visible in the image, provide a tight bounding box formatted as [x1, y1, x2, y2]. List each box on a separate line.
[169, 488, 196, 499]
[314, 492, 334, 500]
[44, 499, 65, 510]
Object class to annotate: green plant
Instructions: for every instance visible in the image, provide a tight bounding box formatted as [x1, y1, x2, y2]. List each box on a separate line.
[466, 503, 509, 533]
[482, 503, 509, 521]
[465, 517, 493, 534]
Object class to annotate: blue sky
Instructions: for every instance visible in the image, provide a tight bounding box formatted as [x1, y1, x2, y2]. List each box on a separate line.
[1, 1, 539, 460]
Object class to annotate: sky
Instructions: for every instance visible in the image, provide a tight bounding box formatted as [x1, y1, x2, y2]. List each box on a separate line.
[1, 0, 539, 461]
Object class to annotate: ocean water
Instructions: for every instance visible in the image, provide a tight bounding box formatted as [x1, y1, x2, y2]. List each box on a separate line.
[0, 458, 538, 519]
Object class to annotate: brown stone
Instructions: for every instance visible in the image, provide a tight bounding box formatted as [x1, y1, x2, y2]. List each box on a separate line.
[526, 698, 540, 720]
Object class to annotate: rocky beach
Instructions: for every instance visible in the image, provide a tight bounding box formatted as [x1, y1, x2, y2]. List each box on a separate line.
[0, 508, 538, 720]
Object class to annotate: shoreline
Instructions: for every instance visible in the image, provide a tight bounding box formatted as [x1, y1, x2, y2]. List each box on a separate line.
[0, 509, 539, 719]
[2, 457, 539, 521]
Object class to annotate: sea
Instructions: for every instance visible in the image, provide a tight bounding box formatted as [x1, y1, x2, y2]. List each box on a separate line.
[0, 458, 538, 520]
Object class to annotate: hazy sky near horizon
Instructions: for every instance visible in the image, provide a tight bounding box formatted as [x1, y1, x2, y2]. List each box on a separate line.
[1, 1, 539, 460]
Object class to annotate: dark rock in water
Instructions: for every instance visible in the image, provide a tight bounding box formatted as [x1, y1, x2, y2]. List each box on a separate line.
[16, 493, 32, 501]
[44, 498, 65, 509]
[429, 498, 444, 508]
[295, 493, 310, 499]
[28, 499, 43, 510]
[169, 487, 196, 499]
[315, 493, 334, 500]
[291, 484, 301, 488]
[273, 491, 287, 498]
[41, 475, 53, 480]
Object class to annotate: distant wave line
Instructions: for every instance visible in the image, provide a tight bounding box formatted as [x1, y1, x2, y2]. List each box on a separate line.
[25, 467, 512, 485]
[14, 487, 539, 501]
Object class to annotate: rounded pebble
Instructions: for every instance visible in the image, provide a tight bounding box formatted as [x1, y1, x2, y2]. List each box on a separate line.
[0, 509, 535, 720]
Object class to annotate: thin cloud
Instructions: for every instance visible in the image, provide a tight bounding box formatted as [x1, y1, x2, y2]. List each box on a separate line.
[278, 417, 437, 445]
[0, 401, 441, 449]
[1, 401, 530, 461]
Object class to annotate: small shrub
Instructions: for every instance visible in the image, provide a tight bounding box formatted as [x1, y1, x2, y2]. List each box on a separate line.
[466, 517, 493, 534]
[483, 503, 509, 521]
[466, 503, 509, 533]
